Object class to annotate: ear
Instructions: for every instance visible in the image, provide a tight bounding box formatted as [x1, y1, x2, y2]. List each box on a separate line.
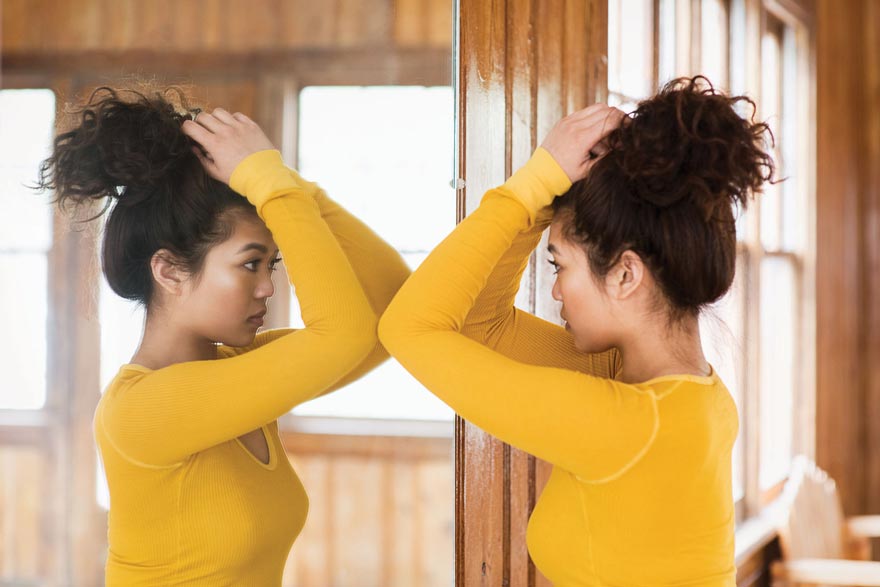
[150, 249, 190, 296]
[608, 250, 646, 300]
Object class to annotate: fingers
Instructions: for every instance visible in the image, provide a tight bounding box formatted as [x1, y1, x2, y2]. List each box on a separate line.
[187, 108, 245, 135]
[232, 112, 254, 124]
[210, 107, 237, 125]
[182, 119, 215, 146]
[566, 103, 608, 121]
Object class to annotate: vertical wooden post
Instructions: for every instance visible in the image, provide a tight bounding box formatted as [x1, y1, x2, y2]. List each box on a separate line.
[455, 1, 607, 584]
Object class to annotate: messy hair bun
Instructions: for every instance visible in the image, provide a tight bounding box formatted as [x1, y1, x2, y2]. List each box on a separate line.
[554, 76, 775, 316]
[36, 87, 256, 306]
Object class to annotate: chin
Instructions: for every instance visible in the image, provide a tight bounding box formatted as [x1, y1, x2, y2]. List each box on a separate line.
[220, 330, 259, 348]
[573, 334, 614, 355]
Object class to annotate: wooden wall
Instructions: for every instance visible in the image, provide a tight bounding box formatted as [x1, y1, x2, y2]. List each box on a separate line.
[281, 434, 453, 587]
[1, 0, 452, 53]
[815, 0, 880, 523]
[455, 0, 607, 585]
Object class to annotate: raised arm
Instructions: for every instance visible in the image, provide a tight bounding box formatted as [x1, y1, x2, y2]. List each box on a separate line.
[309, 188, 411, 392]
[98, 113, 377, 467]
[379, 111, 658, 480]
[460, 202, 619, 378]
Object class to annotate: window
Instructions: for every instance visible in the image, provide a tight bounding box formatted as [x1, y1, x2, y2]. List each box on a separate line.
[291, 85, 456, 421]
[0, 89, 55, 410]
[608, 0, 815, 517]
[608, 0, 655, 110]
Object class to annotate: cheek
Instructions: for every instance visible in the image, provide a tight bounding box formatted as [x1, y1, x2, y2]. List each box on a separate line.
[190, 268, 252, 312]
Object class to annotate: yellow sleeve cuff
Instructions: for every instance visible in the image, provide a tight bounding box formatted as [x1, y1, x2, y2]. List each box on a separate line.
[229, 149, 311, 214]
[500, 147, 572, 222]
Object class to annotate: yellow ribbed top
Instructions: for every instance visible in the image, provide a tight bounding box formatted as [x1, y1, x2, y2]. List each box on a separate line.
[380, 148, 738, 586]
[95, 150, 409, 586]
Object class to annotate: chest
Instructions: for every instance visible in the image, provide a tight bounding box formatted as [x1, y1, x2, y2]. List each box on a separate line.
[178, 424, 309, 562]
[526, 467, 595, 586]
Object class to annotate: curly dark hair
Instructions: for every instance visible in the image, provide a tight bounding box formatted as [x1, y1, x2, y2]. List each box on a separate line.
[553, 76, 775, 318]
[36, 86, 257, 307]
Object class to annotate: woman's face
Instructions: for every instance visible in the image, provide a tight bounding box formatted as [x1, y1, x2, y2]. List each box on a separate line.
[548, 217, 618, 353]
[178, 213, 280, 348]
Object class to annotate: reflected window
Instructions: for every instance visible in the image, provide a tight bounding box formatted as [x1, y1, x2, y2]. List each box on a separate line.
[608, 0, 655, 110]
[292, 86, 455, 421]
[0, 89, 55, 410]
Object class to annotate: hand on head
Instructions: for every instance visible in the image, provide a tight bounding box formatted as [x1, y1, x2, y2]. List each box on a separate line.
[182, 108, 276, 184]
[540, 104, 627, 183]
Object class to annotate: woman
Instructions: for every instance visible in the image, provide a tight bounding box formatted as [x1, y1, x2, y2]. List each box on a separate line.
[38, 87, 409, 585]
[379, 77, 773, 585]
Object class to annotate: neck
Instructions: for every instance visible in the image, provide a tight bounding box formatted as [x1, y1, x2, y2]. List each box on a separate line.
[615, 314, 711, 384]
[131, 310, 216, 370]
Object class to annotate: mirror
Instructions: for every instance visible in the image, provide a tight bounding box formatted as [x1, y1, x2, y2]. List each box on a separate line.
[0, 1, 455, 585]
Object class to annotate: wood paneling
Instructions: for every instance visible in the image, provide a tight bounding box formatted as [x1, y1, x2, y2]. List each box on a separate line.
[1, 0, 452, 54]
[456, 1, 606, 585]
[815, 0, 880, 526]
[0, 447, 48, 584]
[280, 433, 453, 587]
[864, 0, 880, 527]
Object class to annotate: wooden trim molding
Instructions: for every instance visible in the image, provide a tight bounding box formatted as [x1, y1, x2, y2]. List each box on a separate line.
[455, 1, 606, 585]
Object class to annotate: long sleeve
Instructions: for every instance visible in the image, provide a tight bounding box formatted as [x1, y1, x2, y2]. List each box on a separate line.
[99, 150, 377, 467]
[310, 188, 411, 392]
[460, 202, 620, 378]
[379, 148, 658, 482]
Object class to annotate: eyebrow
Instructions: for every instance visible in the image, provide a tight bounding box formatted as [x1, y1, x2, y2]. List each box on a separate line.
[547, 243, 559, 254]
[237, 242, 270, 255]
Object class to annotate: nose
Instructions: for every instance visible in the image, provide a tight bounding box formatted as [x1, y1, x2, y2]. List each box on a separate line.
[255, 271, 275, 300]
[551, 277, 562, 302]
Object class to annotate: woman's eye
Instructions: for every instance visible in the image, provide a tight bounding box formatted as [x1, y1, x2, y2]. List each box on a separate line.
[269, 257, 282, 272]
[244, 260, 260, 272]
[547, 259, 560, 274]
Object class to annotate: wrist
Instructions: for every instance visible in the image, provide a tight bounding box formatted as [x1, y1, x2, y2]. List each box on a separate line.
[501, 147, 573, 221]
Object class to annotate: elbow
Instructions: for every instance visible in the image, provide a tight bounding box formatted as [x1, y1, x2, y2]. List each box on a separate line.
[349, 310, 380, 360]
[377, 306, 406, 357]
[313, 305, 378, 363]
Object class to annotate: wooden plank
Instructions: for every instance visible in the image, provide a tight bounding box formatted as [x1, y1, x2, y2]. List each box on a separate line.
[2, 48, 452, 88]
[456, 1, 509, 584]
[2, 0, 451, 54]
[815, 0, 867, 518]
[418, 460, 455, 585]
[864, 0, 880, 520]
[281, 432, 452, 460]
[457, 1, 606, 585]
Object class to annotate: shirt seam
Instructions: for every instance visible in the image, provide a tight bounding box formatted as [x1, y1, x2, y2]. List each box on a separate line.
[576, 386, 662, 485]
[97, 394, 185, 471]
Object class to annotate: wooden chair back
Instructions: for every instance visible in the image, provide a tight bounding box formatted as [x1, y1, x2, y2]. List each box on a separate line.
[778, 456, 847, 561]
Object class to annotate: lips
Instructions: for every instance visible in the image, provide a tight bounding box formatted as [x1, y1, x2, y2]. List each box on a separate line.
[247, 309, 267, 326]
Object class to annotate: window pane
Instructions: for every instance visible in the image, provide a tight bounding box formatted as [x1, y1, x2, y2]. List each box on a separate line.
[658, 0, 677, 84]
[759, 257, 796, 489]
[760, 29, 783, 251]
[0, 90, 55, 252]
[0, 255, 49, 409]
[701, 0, 729, 89]
[728, 0, 747, 96]
[0, 89, 55, 410]
[293, 86, 455, 421]
[780, 29, 803, 252]
[608, 0, 655, 99]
